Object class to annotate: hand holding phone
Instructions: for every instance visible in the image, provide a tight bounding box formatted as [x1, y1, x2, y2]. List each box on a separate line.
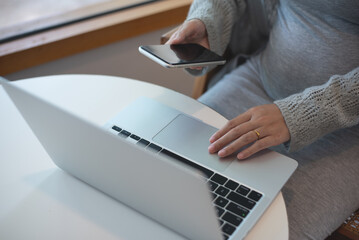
[139, 44, 226, 68]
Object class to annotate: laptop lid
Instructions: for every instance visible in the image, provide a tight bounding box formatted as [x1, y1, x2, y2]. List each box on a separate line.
[0, 78, 223, 240]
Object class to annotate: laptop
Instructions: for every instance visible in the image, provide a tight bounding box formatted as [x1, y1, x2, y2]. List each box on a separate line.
[1, 77, 297, 240]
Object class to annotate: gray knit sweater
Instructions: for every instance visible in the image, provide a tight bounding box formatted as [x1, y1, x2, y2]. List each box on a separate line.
[187, 0, 359, 151]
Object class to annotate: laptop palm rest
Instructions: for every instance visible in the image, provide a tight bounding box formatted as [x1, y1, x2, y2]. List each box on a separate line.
[153, 114, 233, 172]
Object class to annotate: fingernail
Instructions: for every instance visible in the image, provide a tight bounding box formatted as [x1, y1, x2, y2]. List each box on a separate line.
[218, 149, 226, 157]
[209, 136, 215, 143]
[208, 144, 214, 153]
[237, 153, 245, 160]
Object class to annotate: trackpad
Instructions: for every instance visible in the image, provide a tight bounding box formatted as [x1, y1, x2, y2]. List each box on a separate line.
[153, 114, 234, 172]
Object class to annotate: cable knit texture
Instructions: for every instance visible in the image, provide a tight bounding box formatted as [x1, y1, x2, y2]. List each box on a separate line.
[275, 68, 359, 151]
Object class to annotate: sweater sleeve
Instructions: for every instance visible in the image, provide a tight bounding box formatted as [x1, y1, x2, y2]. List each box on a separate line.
[274, 67, 359, 152]
[186, 0, 246, 56]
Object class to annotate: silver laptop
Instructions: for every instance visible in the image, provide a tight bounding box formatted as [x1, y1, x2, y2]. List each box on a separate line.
[1, 77, 297, 240]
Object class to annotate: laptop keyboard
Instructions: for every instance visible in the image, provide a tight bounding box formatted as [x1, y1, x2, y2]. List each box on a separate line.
[111, 125, 263, 240]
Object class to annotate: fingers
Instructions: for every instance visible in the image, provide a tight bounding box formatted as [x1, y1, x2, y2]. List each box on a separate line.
[167, 30, 184, 45]
[209, 112, 251, 143]
[208, 120, 254, 153]
[237, 136, 273, 159]
[166, 20, 210, 70]
[208, 104, 291, 160]
[166, 19, 210, 49]
[211, 128, 266, 157]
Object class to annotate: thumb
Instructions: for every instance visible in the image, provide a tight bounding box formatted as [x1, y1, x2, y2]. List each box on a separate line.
[167, 30, 186, 45]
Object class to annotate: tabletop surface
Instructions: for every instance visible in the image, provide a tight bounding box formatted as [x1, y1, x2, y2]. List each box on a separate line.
[0, 74, 288, 240]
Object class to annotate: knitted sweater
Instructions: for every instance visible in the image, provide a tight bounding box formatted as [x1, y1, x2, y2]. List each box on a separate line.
[187, 0, 359, 151]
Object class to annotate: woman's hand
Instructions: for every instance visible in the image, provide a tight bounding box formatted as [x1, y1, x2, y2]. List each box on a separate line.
[208, 104, 290, 160]
[167, 19, 210, 49]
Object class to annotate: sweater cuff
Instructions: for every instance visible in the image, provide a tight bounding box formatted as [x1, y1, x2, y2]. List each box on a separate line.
[274, 99, 303, 152]
[186, 0, 246, 56]
[274, 67, 359, 152]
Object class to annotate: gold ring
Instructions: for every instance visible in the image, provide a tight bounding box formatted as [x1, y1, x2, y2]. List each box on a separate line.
[254, 130, 260, 140]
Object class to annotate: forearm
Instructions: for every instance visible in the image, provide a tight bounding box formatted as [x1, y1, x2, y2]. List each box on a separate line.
[186, 0, 246, 55]
[275, 67, 359, 152]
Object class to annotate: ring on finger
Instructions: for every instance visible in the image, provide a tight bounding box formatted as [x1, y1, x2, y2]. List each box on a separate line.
[253, 129, 261, 141]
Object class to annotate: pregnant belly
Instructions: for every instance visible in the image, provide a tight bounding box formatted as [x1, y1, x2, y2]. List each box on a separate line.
[259, 6, 359, 100]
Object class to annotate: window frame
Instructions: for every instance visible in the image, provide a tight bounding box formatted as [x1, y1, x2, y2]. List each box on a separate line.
[0, 0, 192, 75]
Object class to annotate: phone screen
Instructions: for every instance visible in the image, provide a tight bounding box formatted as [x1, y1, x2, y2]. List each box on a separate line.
[139, 44, 226, 68]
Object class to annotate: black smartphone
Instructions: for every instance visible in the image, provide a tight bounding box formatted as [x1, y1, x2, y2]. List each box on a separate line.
[139, 43, 226, 68]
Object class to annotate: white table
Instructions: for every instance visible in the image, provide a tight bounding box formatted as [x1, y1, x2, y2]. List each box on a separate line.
[0, 75, 288, 240]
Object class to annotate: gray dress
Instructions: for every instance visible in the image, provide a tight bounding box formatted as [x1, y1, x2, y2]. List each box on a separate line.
[187, 0, 359, 239]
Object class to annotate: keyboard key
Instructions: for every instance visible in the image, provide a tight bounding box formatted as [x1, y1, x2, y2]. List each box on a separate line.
[112, 125, 122, 132]
[248, 190, 263, 202]
[212, 192, 218, 200]
[222, 212, 243, 227]
[219, 220, 224, 227]
[215, 206, 225, 217]
[227, 192, 256, 210]
[236, 185, 250, 196]
[226, 202, 249, 218]
[211, 173, 227, 185]
[147, 143, 162, 152]
[207, 180, 219, 191]
[137, 138, 150, 147]
[130, 134, 140, 141]
[222, 223, 236, 235]
[215, 186, 230, 197]
[224, 180, 239, 190]
[160, 149, 214, 178]
[215, 196, 229, 208]
[119, 130, 131, 137]
[223, 234, 230, 240]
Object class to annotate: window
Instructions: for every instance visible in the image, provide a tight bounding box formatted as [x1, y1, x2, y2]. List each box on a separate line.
[0, 0, 158, 43]
[0, 0, 192, 75]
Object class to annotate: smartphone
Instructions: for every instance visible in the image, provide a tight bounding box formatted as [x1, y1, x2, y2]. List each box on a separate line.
[139, 43, 226, 68]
